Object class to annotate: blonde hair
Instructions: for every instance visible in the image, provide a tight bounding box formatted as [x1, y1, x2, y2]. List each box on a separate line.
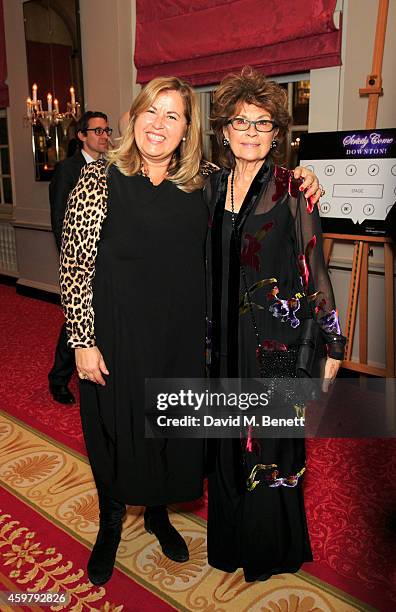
[107, 77, 203, 192]
[211, 66, 291, 168]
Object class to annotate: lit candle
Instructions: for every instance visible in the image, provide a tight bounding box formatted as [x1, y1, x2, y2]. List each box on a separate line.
[47, 93, 52, 113]
[54, 98, 59, 113]
[70, 86, 75, 105]
[26, 97, 32, 117]
[32, 83, 38, 103]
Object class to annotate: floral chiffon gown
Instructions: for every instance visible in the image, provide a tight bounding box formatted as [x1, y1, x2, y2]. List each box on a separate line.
[205, 160, 344, 581]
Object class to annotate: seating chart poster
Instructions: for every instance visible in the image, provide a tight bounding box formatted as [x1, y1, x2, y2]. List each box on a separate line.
[299, 129, 396, 227]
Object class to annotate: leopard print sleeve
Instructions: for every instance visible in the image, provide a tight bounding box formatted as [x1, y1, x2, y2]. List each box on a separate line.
[59, 159, 108, 348]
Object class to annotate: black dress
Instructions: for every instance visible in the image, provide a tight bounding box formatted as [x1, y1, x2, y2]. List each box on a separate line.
[206, 160, 344, 581]
[60, 162, 208, 506]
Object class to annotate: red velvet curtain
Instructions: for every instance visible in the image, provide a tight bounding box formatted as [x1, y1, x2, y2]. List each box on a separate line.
[135, 0, 341, 86]
[0, 0, 9, 107]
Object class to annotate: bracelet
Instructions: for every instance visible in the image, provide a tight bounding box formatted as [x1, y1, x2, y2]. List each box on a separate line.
[326, 334, 347, 345]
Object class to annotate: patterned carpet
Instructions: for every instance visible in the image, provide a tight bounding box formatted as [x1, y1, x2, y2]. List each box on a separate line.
[0, 282, 395, 611]
[0, 411, 372, 612]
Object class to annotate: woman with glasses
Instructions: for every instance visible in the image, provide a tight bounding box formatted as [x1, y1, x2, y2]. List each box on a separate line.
[59, 74, 322, 586]
[206, 67, 345, 582]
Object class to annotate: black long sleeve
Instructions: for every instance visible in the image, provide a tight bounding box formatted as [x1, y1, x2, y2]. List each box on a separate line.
[295, 194, 346, 359]
[50, 168, 76, 250]
[49, 153, 85, 251]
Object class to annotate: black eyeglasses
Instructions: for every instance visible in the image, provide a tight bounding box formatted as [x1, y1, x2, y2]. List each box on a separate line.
[85, 127, 113, 136]
[227, 118, 278, 133]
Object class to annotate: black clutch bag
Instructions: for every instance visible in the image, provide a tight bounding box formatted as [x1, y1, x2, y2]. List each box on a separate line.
[258, 346, 298, 378]
[257, 319, 323, 379]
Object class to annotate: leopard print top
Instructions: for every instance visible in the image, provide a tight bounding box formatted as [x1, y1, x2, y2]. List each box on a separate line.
[59, 158, 217, 348]
[59, 159, 108, 348]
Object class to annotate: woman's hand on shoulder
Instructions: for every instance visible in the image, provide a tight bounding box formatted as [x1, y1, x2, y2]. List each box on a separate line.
[76, 346, 109, 386]
[200, 160, 220, 176]
[293, 166, 322, 204]
[322, 357, 342, 393]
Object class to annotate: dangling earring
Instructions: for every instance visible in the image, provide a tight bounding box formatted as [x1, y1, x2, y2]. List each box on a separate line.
[223, 137, 230, 146]
[271, 139, 278, 150]
[182, 137, 186, 142]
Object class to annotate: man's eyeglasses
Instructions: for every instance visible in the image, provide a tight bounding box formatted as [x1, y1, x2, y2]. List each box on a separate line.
[227, 118, 278, 133]
[85, 127, 113, 136]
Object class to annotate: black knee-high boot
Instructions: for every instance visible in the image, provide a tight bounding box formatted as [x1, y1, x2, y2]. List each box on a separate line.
[144, 505, 189, 562]
[87, 491, 126, 585]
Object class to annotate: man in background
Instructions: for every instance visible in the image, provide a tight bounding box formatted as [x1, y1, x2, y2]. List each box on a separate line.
[48, 110, 112, 404]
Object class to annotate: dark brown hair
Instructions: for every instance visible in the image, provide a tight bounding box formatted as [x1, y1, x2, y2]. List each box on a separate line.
[211, 66, 291, 168]
[77, 111, 108, 134]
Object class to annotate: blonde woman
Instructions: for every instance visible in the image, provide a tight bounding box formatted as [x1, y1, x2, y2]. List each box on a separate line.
[60, 75, 321, 586]
[60, 77, 208, 585]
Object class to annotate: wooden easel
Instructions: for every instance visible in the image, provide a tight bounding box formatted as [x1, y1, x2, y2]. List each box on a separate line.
[322, 0, 394, 377]
[358, 0, 389, 129]
[323, 233, 395, 377]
